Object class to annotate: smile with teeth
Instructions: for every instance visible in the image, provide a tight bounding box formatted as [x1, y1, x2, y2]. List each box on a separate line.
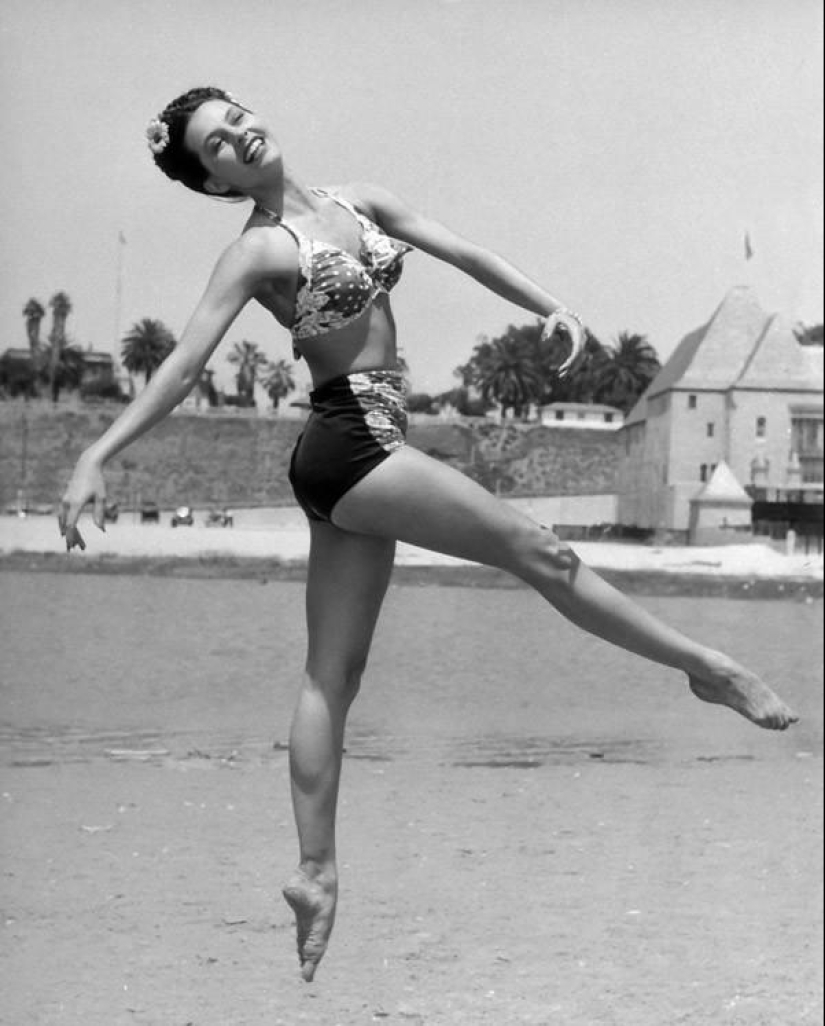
[243, 136, 265, 163]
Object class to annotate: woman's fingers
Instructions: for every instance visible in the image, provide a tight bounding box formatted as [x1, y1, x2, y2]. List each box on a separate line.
[554, 319, 585, 377]
[542, 309, 586, 377]
[57, 457, 107, 547]
[64, 524, 86, 552]
[58, 493, 97, 548]
[93, 494, 107, 532]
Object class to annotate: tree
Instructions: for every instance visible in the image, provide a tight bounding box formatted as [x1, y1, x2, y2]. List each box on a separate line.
[457, 319, 578, 417]
[396, 352, 411, 392]
[121, 318, 176, 383]
[477, 333, 543, 420]
[594, 331, 661, 413]
[39, 342, 85, 402]
[227, 340, 269, 406]
[262, 358, 296, 411]
[0, 351, 38, 398]
[794, 323, 824, 346]
[570, 332, 612, 404]
[23, 299, 46, 370]
[47, 292, 72, 400]
[407, 392, 436, 414]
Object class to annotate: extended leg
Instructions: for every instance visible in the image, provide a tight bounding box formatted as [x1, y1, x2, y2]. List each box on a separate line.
[332, 447, 797, 730]
[284, 519, 395, 981]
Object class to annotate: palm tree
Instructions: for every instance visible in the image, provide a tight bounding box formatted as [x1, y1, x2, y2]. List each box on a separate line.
[227, 340, 269, 406]
[121, 318, 176, 383]
[23, 299, 45, 361]
[39, 342, 85, 402]
[595, 331, 661, 413]
[48, 292, 72, 399]
[570, 333, 612, 404]
[262, 358, 295, 411]
[478, 335, 542, 420]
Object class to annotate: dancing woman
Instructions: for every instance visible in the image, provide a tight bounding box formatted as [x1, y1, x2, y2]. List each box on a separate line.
[58, 87, 797, 982]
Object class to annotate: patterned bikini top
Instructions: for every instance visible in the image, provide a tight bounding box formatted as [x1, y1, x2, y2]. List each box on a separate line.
[254, 187, 412, 345]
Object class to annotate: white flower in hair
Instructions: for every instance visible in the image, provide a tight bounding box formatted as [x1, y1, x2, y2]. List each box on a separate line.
[146, 118, 170, 155]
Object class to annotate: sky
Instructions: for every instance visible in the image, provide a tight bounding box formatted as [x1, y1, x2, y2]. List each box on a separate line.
[2, 0, 823, 396]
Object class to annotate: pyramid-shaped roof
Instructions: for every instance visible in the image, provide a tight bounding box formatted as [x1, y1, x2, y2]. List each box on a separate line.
[736, 313, 824, 392]
[625, 287, 821, 426]
[692, 461, 752, 504]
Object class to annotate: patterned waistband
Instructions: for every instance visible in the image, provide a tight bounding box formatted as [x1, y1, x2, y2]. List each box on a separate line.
[309, 368, 406, 406]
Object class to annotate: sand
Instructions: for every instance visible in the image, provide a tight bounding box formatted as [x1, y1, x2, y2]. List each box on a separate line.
[1, 508, 822, 581]
[3, 723, 822, 1024]
[1, 521, 822, 1024]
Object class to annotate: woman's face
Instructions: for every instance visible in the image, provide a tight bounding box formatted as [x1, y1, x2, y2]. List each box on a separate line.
[184, 98, 282, 195]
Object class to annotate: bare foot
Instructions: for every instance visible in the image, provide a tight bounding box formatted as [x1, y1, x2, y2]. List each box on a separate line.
[282, 867, 338, 982]
[689, 653, 798, 730]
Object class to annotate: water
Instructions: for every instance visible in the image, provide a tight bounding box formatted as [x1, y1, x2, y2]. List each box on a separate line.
[0, 572, 821, 769]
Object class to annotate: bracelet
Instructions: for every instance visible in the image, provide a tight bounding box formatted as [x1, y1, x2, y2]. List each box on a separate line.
[541, 307, 584, 340]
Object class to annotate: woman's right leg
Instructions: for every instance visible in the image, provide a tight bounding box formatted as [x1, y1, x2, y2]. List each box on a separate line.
[331, 446, 797, 729]
[283, 518, 395, 982]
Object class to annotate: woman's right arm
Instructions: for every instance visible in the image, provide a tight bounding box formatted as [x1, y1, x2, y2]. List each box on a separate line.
[59, 233, 272, 548]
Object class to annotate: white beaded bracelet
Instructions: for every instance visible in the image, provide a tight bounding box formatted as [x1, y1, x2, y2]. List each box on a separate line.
[541, 307, 585, 340]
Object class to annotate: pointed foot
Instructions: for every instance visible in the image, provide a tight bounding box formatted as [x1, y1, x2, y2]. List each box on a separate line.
[689, 654, 798, 730]
[282, 867, 338, 982]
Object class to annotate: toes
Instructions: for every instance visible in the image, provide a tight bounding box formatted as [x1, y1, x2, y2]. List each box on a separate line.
[301, 955, 320, 982]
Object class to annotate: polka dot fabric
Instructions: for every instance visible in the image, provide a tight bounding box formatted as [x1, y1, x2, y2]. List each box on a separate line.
[255, 188, 413, 344]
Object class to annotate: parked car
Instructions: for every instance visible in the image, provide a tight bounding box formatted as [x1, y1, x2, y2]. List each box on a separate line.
[140, 500, 160, 523]
[171, 505, 194, 527]
[205, 508, 234, 528]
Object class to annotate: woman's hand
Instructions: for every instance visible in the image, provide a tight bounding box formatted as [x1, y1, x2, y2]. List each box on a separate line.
[57, 454, 108, 552]
[542, 307, 587, 378]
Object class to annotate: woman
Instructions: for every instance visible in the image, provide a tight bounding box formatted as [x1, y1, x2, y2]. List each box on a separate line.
[58, 87, 797, 983]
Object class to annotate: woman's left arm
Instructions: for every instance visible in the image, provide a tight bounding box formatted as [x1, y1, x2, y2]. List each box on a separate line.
[351, 182, 586, 371]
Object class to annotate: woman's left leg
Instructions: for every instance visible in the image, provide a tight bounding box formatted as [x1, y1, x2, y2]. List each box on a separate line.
[284, 518, 396, 982]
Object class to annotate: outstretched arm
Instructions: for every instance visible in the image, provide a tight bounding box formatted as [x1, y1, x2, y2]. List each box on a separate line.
[348, 181, 586, 368]
[58, 235, 267, 549]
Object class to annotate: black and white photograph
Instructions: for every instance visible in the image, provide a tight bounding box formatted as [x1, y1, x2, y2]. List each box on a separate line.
[1, 1, 822, 1023]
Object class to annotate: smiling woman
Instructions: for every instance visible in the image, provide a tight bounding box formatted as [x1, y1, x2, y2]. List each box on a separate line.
[57, 83, 798, 986]
[148, 86, 262, 197]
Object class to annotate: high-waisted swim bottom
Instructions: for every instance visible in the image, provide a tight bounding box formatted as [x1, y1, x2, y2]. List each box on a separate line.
[288, 369, 408, 522]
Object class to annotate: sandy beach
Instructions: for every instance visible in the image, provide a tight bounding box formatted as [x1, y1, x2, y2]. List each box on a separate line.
[1, 502, 822, 584]
[1, 570, 822, 1025]
[2, 502, 823, 1026]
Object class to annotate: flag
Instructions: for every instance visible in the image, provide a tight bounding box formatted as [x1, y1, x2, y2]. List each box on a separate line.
[744, 231, 753, 260]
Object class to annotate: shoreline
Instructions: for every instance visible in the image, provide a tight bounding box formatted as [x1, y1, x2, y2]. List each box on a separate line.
[1, 550, 821, 599]
[2, 510, 821, 599]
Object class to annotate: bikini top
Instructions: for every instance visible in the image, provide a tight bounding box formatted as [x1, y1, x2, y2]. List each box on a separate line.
[254, 187, 413, 346]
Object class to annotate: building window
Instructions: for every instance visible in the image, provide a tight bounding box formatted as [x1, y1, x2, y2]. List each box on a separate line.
[706, 422, 715, 437]
[791, 413, 824, 483]
[756, 416, 766, 439]
[688, 395, 697, 409]
[700, 464, 708, 482]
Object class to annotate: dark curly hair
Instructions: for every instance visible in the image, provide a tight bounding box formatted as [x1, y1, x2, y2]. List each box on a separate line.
[148, 86, 246, 197]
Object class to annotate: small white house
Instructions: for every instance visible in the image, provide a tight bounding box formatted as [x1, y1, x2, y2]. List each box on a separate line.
[539, 402, 625, 430]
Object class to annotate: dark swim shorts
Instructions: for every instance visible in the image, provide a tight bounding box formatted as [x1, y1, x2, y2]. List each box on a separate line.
[288, 369, 407, 522]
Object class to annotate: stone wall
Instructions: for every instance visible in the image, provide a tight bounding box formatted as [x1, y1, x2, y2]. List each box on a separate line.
[0, 401, 621, 509]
